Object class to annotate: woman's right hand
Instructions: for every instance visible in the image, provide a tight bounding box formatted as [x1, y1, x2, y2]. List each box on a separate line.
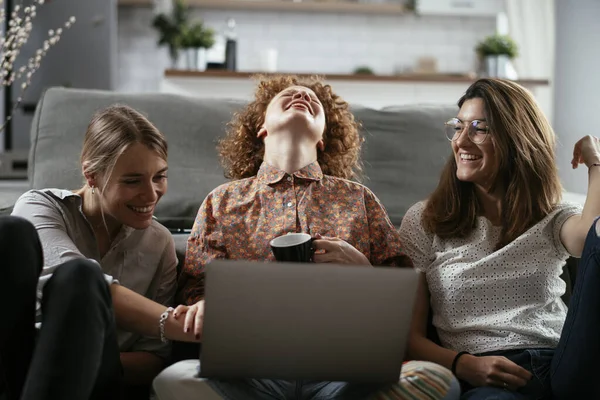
[456, 354, 532, 391]
[173, 300, 205, 340]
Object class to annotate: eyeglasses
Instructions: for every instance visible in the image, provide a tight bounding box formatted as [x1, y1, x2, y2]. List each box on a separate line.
[444, 118, 490, 144]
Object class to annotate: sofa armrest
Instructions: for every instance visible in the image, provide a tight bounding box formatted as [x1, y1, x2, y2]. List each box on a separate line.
[0, 205, 13, 217]
[0, 184, 27, 216]
[171, 231, 190, 276]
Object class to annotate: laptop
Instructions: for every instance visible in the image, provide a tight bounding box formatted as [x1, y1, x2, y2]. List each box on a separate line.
[198, 260, 419, 383]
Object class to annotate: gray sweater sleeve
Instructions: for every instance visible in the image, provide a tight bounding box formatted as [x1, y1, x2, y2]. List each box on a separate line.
[128, 234, 177, 359]
[11, 191, 116, 287]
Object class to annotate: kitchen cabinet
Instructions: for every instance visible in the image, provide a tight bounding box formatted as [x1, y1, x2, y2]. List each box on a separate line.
[416, 0, 504, 16]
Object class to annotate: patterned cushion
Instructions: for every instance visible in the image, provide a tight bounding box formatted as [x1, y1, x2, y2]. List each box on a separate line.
[370, 361, 457, 400]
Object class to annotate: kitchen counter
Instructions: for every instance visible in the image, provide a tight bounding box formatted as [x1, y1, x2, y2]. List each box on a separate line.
[164, 69, 550, 86]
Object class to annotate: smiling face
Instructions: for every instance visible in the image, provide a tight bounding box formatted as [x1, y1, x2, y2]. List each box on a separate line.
[97, 142, 168, 230]
[452, 97, 497, 190]
[260, 85, 326, 147]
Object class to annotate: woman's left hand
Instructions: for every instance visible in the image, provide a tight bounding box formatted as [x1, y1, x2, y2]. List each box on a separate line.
[173, 300, 205, 340]
[312, 234, 371, 266]
[571, 135, 600, 169]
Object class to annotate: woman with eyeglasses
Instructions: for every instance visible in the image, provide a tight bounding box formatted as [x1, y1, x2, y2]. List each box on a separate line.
[399, 78, 600, 400]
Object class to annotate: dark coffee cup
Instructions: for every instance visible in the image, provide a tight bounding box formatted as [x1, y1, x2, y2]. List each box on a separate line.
[270, 233, 313, 263]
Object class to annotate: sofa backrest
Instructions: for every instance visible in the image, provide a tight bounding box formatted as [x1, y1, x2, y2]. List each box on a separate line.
[30, 87, 457, 229]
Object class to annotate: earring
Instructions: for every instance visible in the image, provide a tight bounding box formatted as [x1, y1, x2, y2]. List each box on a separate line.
[91, 186, 95, 195]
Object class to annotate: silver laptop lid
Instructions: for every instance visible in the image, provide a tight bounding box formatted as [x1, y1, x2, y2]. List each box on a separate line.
[199, 260, 419, 383]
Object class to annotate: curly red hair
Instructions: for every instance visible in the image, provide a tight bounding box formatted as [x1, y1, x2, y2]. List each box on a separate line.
[218, 75, 363, 181]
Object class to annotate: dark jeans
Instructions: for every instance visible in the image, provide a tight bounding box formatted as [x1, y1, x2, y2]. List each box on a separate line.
[460, 217, 600, 400]
[0, 216, 123, 400]
[208, 379, 382, 400]
[461, 348, 553, 400]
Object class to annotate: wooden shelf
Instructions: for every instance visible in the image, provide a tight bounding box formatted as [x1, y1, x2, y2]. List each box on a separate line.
[164, 69, 551, 86]
[117, 0, 408, 15]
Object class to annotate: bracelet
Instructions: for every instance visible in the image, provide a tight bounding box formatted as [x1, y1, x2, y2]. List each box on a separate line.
[451, 351, 470, 375]
[159, 307, 174, 343]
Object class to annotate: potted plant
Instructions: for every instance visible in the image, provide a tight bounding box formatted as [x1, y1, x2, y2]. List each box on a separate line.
[353, 66, 374, 75]
[180, 21, 215, 71]
[476, 34, 519, 79]
[151, 0, 189, 68]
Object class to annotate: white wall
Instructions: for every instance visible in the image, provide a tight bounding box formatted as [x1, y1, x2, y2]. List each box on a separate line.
[553, 0, 600, 194]
[117, 7, 496, 93]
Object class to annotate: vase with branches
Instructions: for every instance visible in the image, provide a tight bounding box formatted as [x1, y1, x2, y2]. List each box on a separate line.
[0, 0, 75, 133]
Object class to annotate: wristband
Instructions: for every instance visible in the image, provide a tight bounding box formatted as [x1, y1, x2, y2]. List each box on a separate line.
[451, 351, 470, 375]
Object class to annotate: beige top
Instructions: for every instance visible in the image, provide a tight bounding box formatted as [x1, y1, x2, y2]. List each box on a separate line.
[399, 200, 582, 355]
[12, 189, 178, 359]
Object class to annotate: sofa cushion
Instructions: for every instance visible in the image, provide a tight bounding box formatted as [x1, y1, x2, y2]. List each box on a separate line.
[30, 88, 241, 229]
[173, 232, 188, 273]
[30, 88, 456, 230]
[354, 104, 456, 226]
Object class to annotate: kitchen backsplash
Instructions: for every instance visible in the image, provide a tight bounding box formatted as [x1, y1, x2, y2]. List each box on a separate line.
[117, 7, 496, 93]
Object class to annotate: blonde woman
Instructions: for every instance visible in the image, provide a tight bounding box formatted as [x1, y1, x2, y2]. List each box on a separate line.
[0, 105, 199, 400]
[400, 78, 600, 399]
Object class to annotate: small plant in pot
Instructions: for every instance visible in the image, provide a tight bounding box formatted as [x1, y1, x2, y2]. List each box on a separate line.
[151, 0, 189, 68]
[180, 21, 215, 71]
[476, 34, 519, 79]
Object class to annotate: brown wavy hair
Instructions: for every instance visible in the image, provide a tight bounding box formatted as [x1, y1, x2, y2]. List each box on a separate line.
[422, 78, 562, 249]
[218, 75, 363, 181]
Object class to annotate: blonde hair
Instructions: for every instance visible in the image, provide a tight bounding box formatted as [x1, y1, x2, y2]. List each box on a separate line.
[81, 104, 167, 190]
[422, 78, 562, 249]
[218, 74, 364, 181]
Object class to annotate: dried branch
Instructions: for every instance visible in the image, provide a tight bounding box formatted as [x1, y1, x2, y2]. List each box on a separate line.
[0, 0, 75, 133]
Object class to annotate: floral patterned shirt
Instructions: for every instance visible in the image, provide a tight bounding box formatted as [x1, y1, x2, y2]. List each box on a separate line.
[178, 161, 412, 305]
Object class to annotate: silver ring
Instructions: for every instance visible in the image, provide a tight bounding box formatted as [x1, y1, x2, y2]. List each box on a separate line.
[503, 382, 508, 389]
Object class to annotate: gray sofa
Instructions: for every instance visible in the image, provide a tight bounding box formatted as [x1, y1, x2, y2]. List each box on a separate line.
[7, 87, 457, 264]
[0, 87, 578, 305]
[0, 86, 580, 369]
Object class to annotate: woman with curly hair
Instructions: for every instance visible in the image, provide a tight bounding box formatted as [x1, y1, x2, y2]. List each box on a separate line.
[177, 74, 412, 304]
[154, 75, 460, 400]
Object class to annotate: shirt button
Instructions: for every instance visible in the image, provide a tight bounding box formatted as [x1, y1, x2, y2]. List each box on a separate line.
[287, 202, 293, 207]
[287, 176, 292, 182]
